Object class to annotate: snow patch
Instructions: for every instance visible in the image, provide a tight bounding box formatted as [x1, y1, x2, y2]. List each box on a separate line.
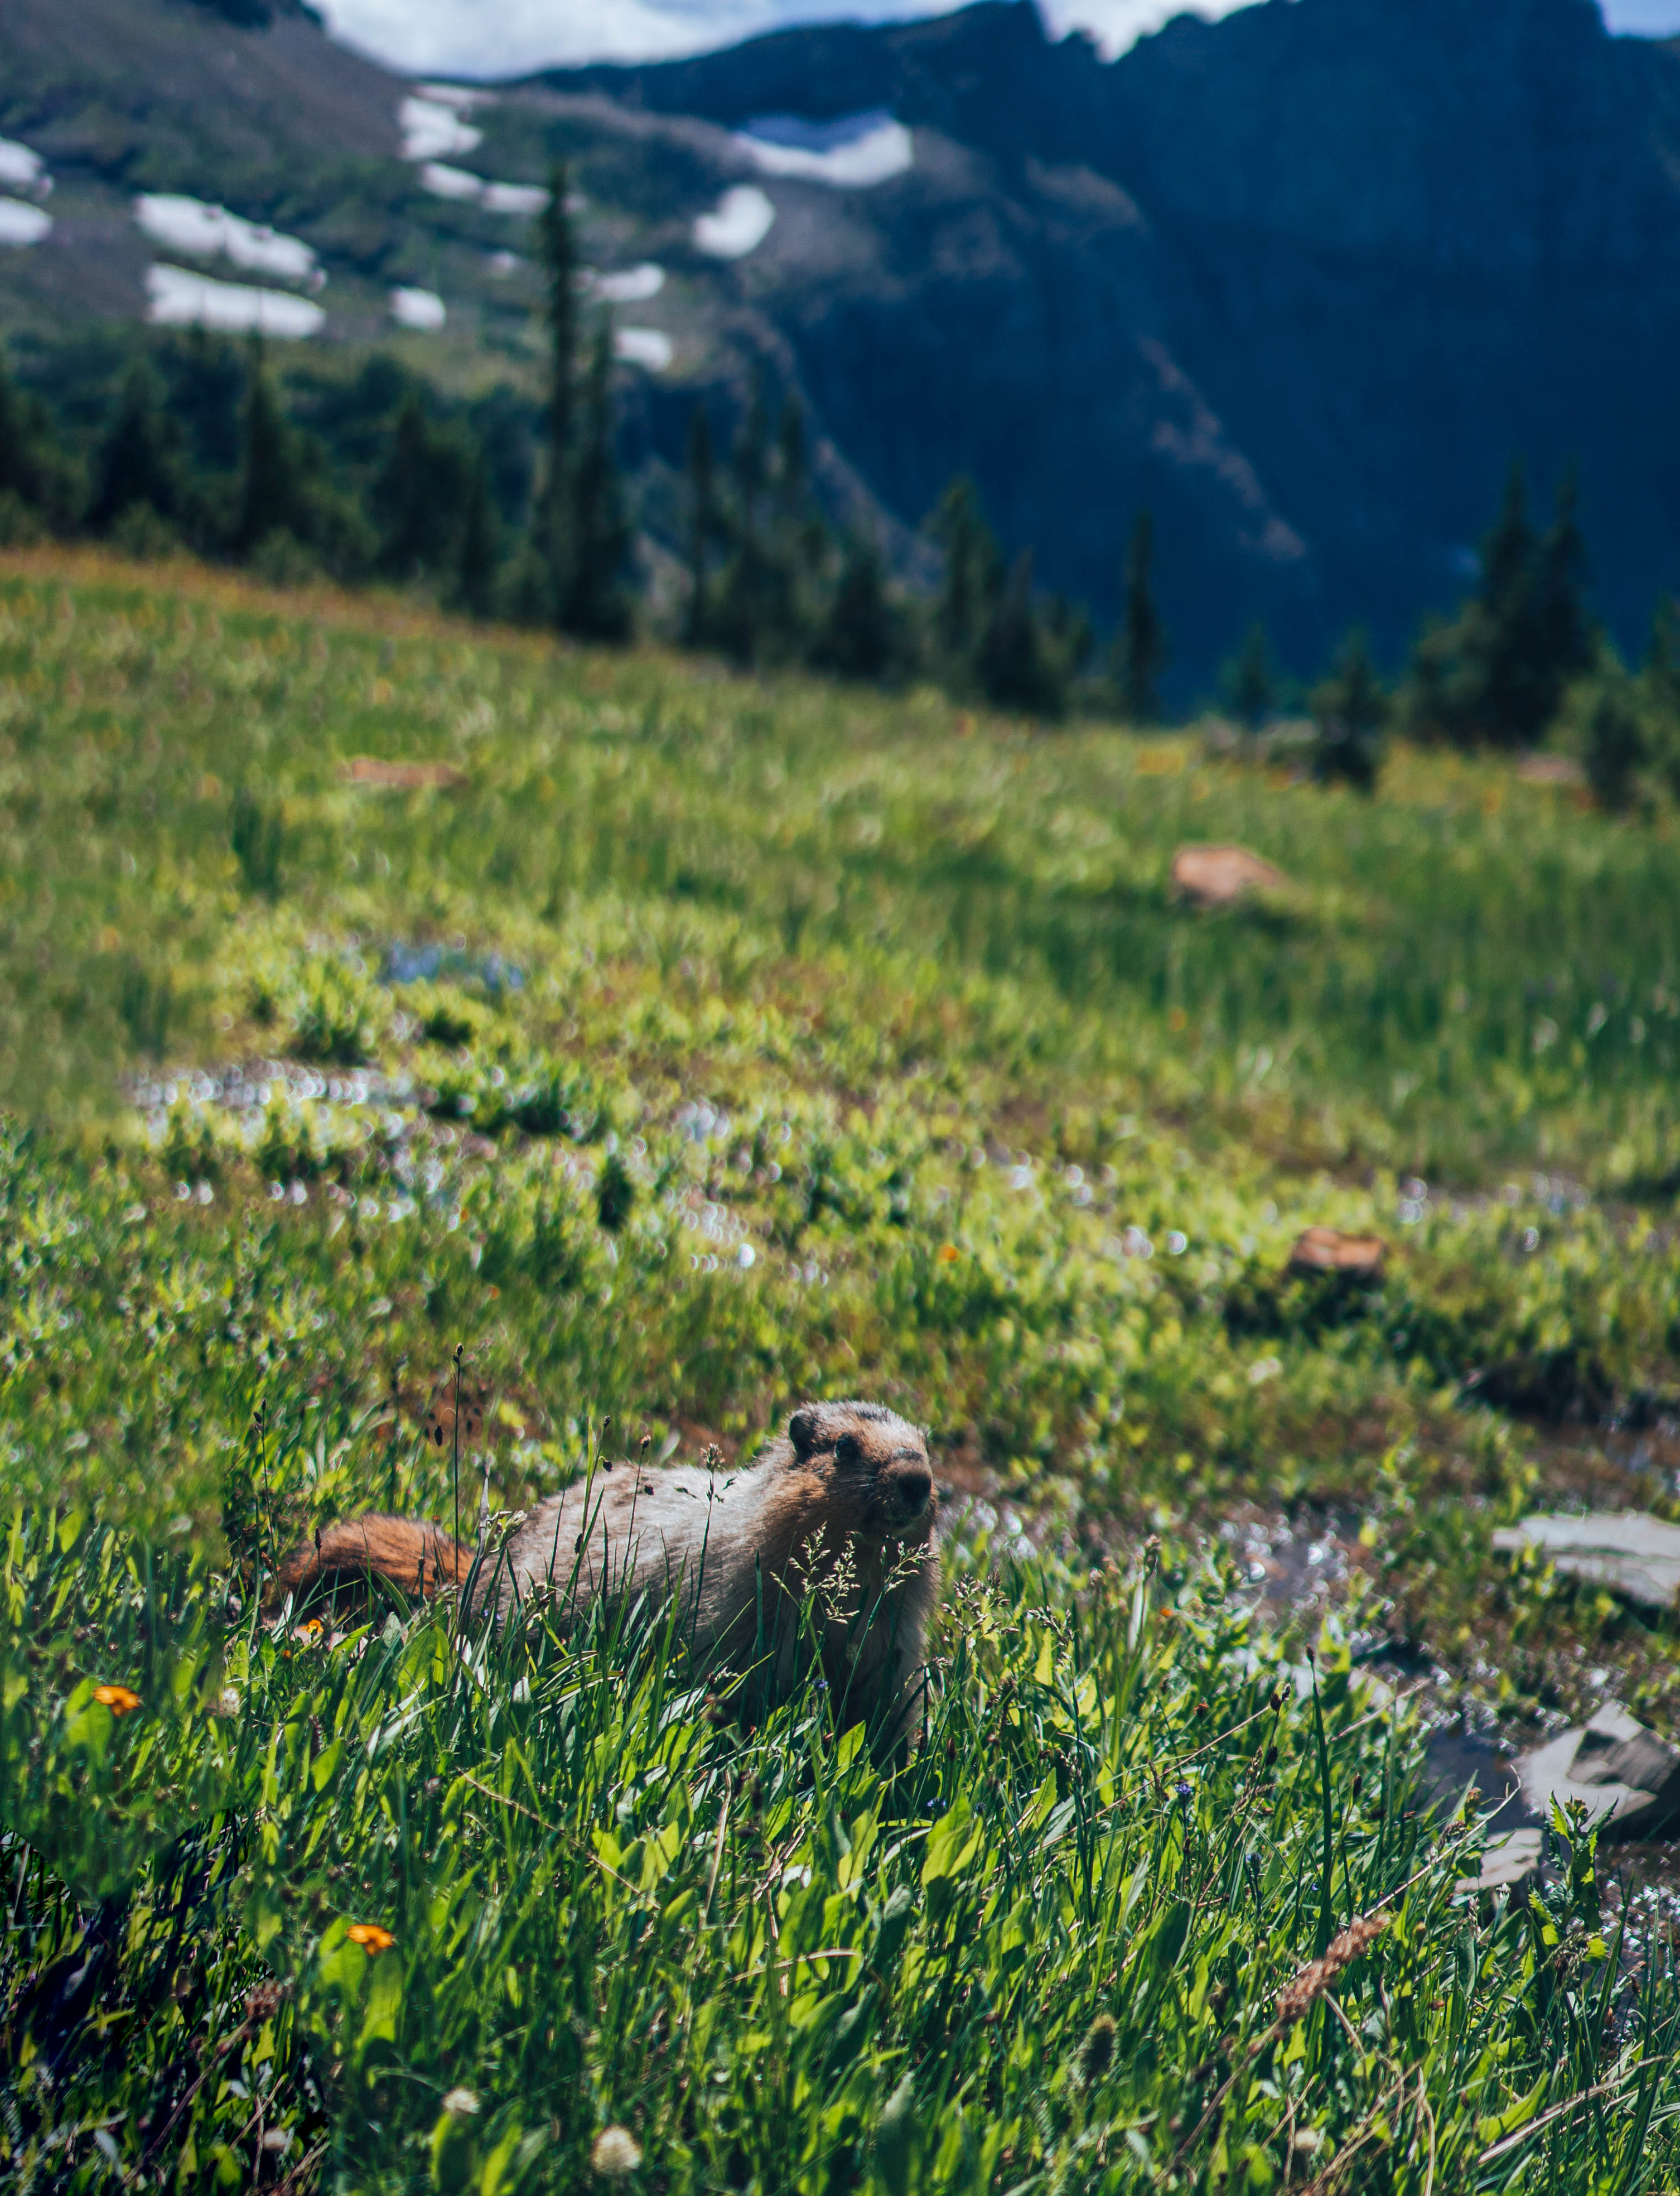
[590, 263, 664, 304]
[614, 326, 672, 372]
[418, 164, 545, 215]
[415, 83, 491, 111]
[145, 264, 325, 338]
[134, 195, 319, 285]
[0, 140, 48, 195]
[399, 96, 482, 162]
[479, 181, 547, 215]
[693, 185, 775, 259]
[486, 250, 521, 277]
[735, 111, 913, 188]
[418, 161, 486, 201]
[0, 199, 51, 247]
[390, 286, 447, 331]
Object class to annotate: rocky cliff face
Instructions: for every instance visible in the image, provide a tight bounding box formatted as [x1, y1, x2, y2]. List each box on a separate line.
[549, 0, 1680, 688]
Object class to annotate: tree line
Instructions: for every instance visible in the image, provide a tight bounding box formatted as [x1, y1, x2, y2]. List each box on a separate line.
[0, 162, 1676, 798]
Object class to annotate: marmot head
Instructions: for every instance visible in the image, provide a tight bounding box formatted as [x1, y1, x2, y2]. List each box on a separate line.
[784, 1400, 936, 1543]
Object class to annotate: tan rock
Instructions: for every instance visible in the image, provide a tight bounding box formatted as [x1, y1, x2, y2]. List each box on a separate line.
[341, 757, 467, 789]
[1288, 1226, 1385, 1278]
[1170, 844, 1288, 908]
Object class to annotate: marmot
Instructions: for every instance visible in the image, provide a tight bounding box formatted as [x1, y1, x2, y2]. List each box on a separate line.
[272, 1400, 939, 1741]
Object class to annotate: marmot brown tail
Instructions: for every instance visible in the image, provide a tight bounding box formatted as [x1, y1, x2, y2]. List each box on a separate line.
[268, 1515, 470, 1613]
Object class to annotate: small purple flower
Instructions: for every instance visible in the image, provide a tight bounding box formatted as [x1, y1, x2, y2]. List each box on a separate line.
[1175, 1780, 1193, 1805]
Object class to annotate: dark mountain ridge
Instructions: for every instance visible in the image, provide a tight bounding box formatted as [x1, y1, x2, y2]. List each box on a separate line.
[547, 0, 1680, 685]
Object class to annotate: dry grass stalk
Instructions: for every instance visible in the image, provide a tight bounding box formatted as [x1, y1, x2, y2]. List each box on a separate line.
[1275, 1911, 1390, 2025]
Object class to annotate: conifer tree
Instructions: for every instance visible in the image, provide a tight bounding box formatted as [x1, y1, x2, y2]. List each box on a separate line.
[713, 373, 780, 665]
[1113, 508, 1167, 722]
[1647, 596, 1680, 719]
[233, 345, 295, 553]
[559, 320, 631, 643]
[812, 532, 895, 683]
[929, 475, 1001, 676]
[0, 344, 73, 524]
[1228, 622, 1276, 735]
[536, 161, 579, 620]
[454, 446, 499, 619]
[374, 391, 468, 580]
[1310, 629, 1387, 791]
[88, 361, 181, 534]
[1532, 468, 1595, 696]
[979, 550, 1063, 717]
[683, 403, 717, 647]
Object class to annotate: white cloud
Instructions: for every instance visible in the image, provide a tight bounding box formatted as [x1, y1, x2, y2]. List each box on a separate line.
[320, 0, 1677, 75]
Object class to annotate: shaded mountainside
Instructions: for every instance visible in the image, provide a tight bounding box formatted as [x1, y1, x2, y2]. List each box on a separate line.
[547, 0, 1680, 687]
[2, 0, 1680, 688]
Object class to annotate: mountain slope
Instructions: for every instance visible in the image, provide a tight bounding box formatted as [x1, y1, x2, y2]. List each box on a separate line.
[4, 0, 1680, 688]
[547, 0, 1680, 681]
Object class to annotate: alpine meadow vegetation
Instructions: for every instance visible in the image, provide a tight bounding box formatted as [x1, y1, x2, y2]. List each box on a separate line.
[7, 548, 1680, 2187]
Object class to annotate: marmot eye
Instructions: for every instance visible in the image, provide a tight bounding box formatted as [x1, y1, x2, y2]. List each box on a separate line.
[834, 1432, 862, 1468]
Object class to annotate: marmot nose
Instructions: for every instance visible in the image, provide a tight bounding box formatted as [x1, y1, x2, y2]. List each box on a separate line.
[891, 1466, 932, 1518]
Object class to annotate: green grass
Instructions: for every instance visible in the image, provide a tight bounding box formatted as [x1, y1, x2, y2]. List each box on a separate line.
[6, 546, 1680, 2187]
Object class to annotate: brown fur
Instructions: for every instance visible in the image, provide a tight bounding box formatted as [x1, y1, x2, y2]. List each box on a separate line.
[271, 1401, 940, 1742]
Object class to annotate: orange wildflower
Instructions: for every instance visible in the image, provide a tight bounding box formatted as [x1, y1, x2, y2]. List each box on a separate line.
[93, 1684, 142, 1716]
[346, 1923, 395, 1954]
[938, 1244, 960, 1264]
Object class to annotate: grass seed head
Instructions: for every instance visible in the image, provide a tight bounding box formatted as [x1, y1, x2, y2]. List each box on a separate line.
[1274, 1911, 1389, 2025]
[1078, 2012, 1117, 2086]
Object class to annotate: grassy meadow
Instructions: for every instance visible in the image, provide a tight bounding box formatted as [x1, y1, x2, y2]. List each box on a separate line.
[8, 547, 1680, 2188]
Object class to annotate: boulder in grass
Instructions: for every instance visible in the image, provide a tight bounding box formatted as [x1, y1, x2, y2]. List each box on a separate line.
[1457, 1828, 1543, 1894]
[1170, 844, 1288, 909]
[1514, 1704, 1680, 1838]
[341, 757, 467, 789]
[1491, 1511, 1680, 1612]
[1516, 755, 1585, 787]
[1288, 1226, 1385, 1278]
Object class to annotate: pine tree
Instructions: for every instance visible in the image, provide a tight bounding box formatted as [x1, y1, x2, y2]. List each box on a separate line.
[88, 360, 181, 533]
[536, 161, 579, 620]
[454, 446, 499, 618]
[712, 374, 781, 666]
[812, 532, 895, 682]
[559, 320, 631, 643]
[1113, 508, 1167, 723]
[978, 550, 1063, 717]
[1577, 671, 1646, 814]
[1532, 468, 1595, 697]
[1228, 622, 1276, 735]
[683, 403, 717, 647]
[0, 344, 73, 525]
[1461, 460, 1544, 746]
[929, 475, 1001, 676]
[1310, 629, 1388, 792]
[233, 345, 295, 554]
[1647, 596, 1680, 718]
[374, 391, 467, 580]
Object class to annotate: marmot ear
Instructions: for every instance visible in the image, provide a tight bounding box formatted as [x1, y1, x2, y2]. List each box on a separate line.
[788, 1407, 820, 1459]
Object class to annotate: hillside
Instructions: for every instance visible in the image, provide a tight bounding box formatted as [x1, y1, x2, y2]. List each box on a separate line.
[4, 0, 1680, 688]
[6, 547, 1680, 2180]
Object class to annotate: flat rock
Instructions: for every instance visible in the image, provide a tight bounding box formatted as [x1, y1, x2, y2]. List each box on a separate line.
[1514, 1703, 1680, 1837]
[1457, 1828, 1543, 1892]
[1516, 755, 1585, 787]
[1288, 1225, 1385, 1277]
[341, 757, 467, 789]
[1170, 844, 1288, 908]
[1491, 1511, 1680, 1611]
